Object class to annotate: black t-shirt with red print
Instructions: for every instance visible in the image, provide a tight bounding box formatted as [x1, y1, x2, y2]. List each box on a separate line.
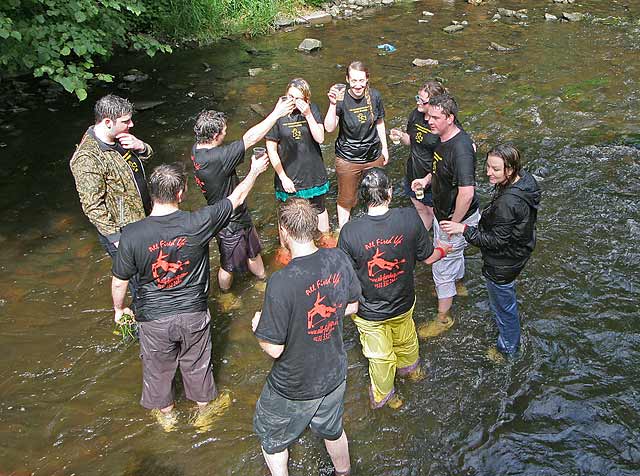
[266, 103, 327, 192]
[335, 87, 385, 164]
[338, 208, 433, 321]
[405, 108, 440, 184]
[112, 199, 233, 322]
[191, 139, 253, 232]
[431, 129, 479, 222]
[255, 248, 361, 400]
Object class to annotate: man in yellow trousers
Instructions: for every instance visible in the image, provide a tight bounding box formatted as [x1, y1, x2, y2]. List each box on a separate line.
[338, 168, 450, 409]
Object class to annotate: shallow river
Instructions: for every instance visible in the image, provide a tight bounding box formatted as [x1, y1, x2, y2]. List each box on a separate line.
[1, 0, 639, 474]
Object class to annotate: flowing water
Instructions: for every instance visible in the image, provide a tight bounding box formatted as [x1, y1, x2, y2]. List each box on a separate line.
[1, 0, 639, 474]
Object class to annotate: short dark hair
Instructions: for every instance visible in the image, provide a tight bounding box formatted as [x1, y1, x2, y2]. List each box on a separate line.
[487, 143, 522, 186]
[428, 93, 458, 119]
[194, 110, 226, 144]
[94, 94, 133, 123]
[279, 198, 318, 243]
[149, 163, 187, 204]
[358, 167, 391, 208]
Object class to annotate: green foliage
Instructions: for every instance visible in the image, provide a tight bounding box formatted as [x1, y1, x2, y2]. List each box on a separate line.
[0, 0, 171, 100]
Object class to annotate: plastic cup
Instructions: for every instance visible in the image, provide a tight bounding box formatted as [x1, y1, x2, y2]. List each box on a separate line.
[415, 185, 425, 200]
[334, 83, 346, 101]
[253, 147, 266, 158]
[390, 129, 401, 145]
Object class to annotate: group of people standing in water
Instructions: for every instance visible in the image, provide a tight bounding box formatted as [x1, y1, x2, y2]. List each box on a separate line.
[69, 59, 540, 476]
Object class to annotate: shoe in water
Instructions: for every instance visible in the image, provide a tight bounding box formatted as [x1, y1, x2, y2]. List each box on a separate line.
[406, 366, 426, 382]
[417, 314, 455, 339]
[151, 409, 178, 433]
[317, 232, 338, 248]
[455, 280, 469, 297]
[217, 292, 241, 312]
[192, 390, 232, 433]
[486, 346, 513, 364]
[386, 394, 404, 410]
[274, 246, 292, 267]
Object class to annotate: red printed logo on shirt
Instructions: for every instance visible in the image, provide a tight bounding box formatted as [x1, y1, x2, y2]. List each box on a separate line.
[307, 291, 342, 342]
[148, 238, 190, 289]
[365, 247, 406, 289]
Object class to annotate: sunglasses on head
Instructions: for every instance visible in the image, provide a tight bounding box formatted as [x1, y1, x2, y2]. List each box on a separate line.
[415, 95, 429, 105]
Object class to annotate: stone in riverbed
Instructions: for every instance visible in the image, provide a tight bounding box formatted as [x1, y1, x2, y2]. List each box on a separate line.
[562, 12, 585, 22]
[545, 13, 558, 21]
[248, 68, 264, 77]
[381, 0, 394, 5]
[467, 0, 483, 5]
[422, 11, 434, 16]
[497, 8, 517, 17]
[443, 24, 465, 33]
[489, 42, 516, 52]
[135, 101, 166, 111]
[297, 38, 323, 52]
[274, 16, 295, 28]
[412, 58, 439, 67]
[344, 9, 353, 17]
[298, 10, 332, 24]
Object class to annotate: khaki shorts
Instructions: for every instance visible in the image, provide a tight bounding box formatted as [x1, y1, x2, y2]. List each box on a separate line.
[335, 155, 386, 208]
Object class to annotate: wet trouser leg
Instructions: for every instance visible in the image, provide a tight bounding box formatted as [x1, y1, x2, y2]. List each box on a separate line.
[485, 278, 520, 354]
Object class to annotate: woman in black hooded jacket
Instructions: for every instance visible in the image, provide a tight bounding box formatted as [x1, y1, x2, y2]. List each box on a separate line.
[441, 143, 540, 357]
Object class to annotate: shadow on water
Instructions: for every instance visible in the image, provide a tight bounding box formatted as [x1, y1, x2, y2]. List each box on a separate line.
[1, 0, 640, 475]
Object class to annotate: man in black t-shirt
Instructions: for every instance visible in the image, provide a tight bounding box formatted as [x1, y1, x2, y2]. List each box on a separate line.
[338, 168, 449, 410]
[70, 94, 153, 308]
[112, 155, 269, 432]
[252, 199, 360, 476]
[421, 94, 480, 336]
[191, 98, 294, 292]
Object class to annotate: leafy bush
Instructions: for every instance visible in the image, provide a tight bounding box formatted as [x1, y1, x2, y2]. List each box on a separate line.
[0, 0, 171, 100]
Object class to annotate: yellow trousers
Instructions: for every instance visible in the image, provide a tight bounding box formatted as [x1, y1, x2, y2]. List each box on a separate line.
[352, 305, 420, 408]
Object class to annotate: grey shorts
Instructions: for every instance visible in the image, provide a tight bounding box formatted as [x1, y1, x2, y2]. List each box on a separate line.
[216, 225, 262, 273]
[432, 210, 480, 298]
[253, 380, 346, 454]
[138, 310, 217, 409]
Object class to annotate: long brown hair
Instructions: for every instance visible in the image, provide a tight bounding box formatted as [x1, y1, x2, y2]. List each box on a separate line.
[347, 61, 374, 123]
[487, 143, 522, 187]
[286, 77, 311, 102]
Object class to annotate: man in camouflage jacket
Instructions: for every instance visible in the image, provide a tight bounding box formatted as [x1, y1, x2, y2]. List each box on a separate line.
[70, 94, 153, 304]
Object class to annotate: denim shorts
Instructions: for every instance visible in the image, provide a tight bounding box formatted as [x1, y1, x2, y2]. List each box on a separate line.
[254, 379, 346, 454]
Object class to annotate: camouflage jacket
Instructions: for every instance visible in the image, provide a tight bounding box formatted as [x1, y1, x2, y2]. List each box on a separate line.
[69, 127, 153, 242]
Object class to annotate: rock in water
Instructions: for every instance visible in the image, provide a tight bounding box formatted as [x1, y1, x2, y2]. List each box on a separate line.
[297, 38, 323, 53]
[250, 104, 268, 117]
[298, 10, 332, 24]
[467, 0, 483, 5]
[562, 12, 585, 22]
[248, 68, 264, 77]
[545, 13, 558, 21]
[497, 8, 517, 17]
[443, 24, 465, 33]
[489, 42, 516, 52]
[135, 101, 166, 111]
[412, 58, 439, 66]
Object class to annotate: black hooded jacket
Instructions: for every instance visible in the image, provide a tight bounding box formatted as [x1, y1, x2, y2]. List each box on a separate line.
[463, 170, 541, 284]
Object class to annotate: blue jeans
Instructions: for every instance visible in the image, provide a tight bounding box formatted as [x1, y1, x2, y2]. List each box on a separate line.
[98, 232, 140, 312]
[485, 278, 520, 355]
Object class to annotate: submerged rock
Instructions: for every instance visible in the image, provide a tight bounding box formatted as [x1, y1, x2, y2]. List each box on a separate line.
[297, 38, 323, 52]
[135, 101, 166, 111]
[443, 24, 465, 33]
[412, 58, 439, 67]
[248, 68, 264, 77]
[489, 42, 516, 52]
[562, 12, 585, 22]
[545, 13, 558, 21]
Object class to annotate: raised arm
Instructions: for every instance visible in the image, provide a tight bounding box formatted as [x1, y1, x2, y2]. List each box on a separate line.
[242, 97, 295, 149]
[324, 86, 339, 133]
[226, 153, 270, 210]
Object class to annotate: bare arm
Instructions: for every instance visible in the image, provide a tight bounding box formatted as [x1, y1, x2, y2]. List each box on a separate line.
[111, 276, 131, 323]
[267, 139, 295, 193]
[242, 98, 294, 149]
[226, 154, 270, 210]
[345, 300, 359, 316]
[258, 339, 285, 359]
[450, 186, 475, 223]
[324, 86, 339, 132]
[375, 118, 389, 165]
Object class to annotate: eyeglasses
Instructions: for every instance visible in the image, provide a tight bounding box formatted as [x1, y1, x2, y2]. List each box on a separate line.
[415, 95, 429, 105]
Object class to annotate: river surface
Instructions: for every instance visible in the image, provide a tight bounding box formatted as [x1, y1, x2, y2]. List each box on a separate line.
[1, 0, 639, 474]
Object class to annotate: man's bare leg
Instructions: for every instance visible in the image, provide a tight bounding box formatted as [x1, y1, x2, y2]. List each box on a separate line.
[218, 267, 233, 291]
[318, 209, 331, 234]
[337, 204, 351, 230]
[248, 254, 266, 280]
[262, 447, 289, 476]
[438, 296, 454, 320]
[325, 430, 350, 475]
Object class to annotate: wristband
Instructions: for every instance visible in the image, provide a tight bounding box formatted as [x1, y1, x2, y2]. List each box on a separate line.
[435, 246, 447, 258]
[463, 224, 468, 233]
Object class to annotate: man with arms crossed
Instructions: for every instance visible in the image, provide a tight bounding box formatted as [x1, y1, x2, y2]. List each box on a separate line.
[111, 155, 268, 432]
[339, 168, 449, 409]
[70, 94, 153, 306]
[252, 198, 361, 476]
[191, 97, 294, 291]
[413, 94, 480, 336]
